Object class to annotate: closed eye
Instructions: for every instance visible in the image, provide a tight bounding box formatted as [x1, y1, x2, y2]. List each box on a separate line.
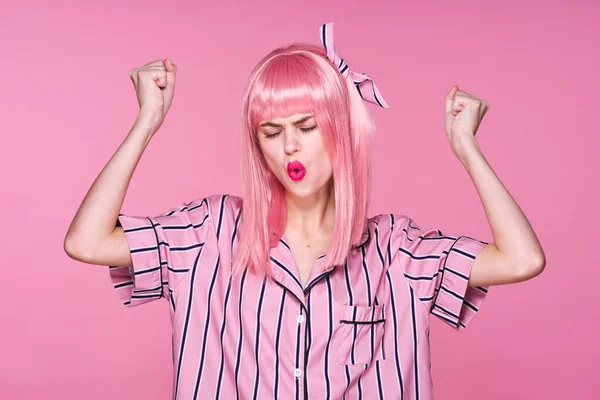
[264, 125, 317, 139]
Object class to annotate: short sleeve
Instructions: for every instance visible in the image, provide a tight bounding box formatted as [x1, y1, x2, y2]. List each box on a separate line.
[108, 197, 213, 308]
[391, 215, 490, 330]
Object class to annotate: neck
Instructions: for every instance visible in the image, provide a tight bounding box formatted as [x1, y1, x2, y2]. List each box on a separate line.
[284, 179, 335, 239]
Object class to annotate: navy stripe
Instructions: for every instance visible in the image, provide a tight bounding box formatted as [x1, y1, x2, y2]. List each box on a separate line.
[215, 202, 242, 397]
[234, 269, 248, 400]
[356, 246, 373, 399]
[161, 212, 209, 231]
[464, 299, 479, 312]
[362, 244, 376, 365]
[324, 277, 333, 400]
[398, 247, 444, 260]
[129, 243, 160, 254]
[252, 277, 268, 400]
[358, 364, 364, 399]
[404, 271, 440, 281]
[274, 289, 286, 400]
[131, 293, 161, 300]
[304, 268, 331, 294]
[168, 266, 192, 274]
[439, 284, 465, 301]
[193, 254, 221, 396]
[344, 365, 351, 398]
[295, 304, 302, 400]
[127, 237, 203, 255]
[215, 274, 233, 399]
[410, 287, 420, 400]
[193, 196, 226, 396]
[446, 266, 470, 280]
[173, 239, 205, 400]
[132, 284, 161, 293]
[356, 84, 365, 101]
[121, 225, 152, 234]
[342, 261, 354, 398]
[166, 242, 205, 252]
[431, 308, 459, 328]
[361, 246, 373, 307]
[216, 195, 227, 239]
[279, 238, 290, 250]
[231, 206, 242, 252]
[132, 265, 161, 275]
[344, 261, 354, 305]
[271, 256, 303, 290]
[304, 291, 312, 399]
[373, 224, 386, 399]
[169, 287, 176, 313]
[372, 86, 384, 108]
[114, 280, 133, 289]
[453, 246, 481, 261]
[430, 236, 466, 311]
[387, 214, 405, 397]
[433, 303, 461, 319]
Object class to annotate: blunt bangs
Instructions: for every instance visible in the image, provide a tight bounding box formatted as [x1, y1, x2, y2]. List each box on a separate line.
[248, 51, 338, 135]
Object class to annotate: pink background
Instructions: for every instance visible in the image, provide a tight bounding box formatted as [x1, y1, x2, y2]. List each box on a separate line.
[1, 0, 598, 399]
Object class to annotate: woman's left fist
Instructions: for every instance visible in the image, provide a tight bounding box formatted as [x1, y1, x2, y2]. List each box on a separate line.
[444, 85, 489, 148]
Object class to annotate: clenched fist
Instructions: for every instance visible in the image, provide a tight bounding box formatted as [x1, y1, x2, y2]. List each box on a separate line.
[129, 58, 177, 133]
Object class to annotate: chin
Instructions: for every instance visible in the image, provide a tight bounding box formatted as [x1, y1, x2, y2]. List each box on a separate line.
[280, 182, 307, 196]
[282, 178, 331, 199]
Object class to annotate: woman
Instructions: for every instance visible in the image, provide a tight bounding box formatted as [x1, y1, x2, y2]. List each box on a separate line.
[65, 22, 545, 400]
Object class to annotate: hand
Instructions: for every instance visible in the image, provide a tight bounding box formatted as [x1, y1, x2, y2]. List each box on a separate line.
[444, 85, 489, 158]
[129, 58, 177, 132]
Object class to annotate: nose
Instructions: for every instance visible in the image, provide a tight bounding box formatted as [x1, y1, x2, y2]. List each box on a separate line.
[283, 128, 302, 155]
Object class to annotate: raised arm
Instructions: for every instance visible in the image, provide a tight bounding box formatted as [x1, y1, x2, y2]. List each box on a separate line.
[443, 85, 546, 287]
[64, 59, 177, 267]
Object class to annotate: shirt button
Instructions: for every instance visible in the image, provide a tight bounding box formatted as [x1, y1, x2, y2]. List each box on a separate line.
[297, 315, 305, 324]
[294, 368, 302, 378]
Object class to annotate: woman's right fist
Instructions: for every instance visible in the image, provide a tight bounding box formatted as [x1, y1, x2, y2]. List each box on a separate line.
[129, 58, 177, 128]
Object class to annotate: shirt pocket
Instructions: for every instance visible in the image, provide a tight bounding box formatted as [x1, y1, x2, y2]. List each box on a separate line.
[331, 303, 387, 366]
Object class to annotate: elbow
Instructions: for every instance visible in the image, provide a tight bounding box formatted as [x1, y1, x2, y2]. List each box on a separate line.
[64, 235, 78, 259]
[64, 235, 87, 261]
[521, 254, 546, 280]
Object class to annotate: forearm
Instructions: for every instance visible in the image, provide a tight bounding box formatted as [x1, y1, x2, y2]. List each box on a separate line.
[457, 137, 546, 272]
[64, 111, 160, 254]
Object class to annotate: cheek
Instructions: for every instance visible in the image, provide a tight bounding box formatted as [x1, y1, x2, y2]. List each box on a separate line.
[317, 141, 333, 168]
[259, 144, 279, 173]
[314, 150, 333, 179]
[322, 157, 333, 177]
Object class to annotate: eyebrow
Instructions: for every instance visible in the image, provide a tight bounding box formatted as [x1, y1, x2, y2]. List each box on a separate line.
[259, 115, 314, 128]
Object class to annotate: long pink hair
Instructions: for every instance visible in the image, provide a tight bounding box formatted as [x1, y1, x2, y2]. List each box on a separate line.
[231, 43, 377, 279]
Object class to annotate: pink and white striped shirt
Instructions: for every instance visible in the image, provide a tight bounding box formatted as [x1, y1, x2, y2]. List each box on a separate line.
[109, 194, 490, 400]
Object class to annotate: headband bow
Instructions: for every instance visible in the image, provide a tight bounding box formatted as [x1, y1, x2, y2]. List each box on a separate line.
[319, 22, 389, 108]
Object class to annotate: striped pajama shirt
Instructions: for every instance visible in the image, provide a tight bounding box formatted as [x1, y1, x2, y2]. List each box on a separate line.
[109, 194, 489, 400]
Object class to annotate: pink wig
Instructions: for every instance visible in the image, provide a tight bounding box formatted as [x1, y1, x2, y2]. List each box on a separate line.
[231, 43, 377, 279]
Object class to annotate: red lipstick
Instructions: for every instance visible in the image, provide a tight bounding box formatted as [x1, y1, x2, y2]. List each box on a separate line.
[287, 161, 306, 181]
